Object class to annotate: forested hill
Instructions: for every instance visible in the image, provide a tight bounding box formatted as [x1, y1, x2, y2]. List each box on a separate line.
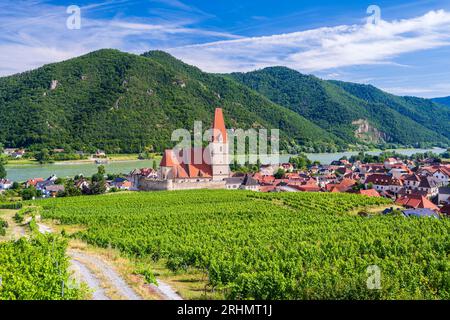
[432, 96, 450, 107]
[0, 49, 342, 153]
[230, 67, 450, 148]
[0, 49, 448, 153]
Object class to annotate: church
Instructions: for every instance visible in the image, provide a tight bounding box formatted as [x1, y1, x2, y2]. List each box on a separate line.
[135, 108, 231, 191]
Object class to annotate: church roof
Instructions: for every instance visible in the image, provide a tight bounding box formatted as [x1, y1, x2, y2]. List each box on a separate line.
[212, 108, 227, 143]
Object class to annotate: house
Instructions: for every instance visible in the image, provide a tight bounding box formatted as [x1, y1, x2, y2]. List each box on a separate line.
[0, 179, 13, 190]
[416, 176, 439, 197]
[10, 149, 26, 159]
[3, 148, 16, 156]
[26, 178, 44, 188]
[358, 163, 385, 174]
[335, 167, 352, 177]
[225, 177, 244, 190]
[259, 185, 278, 193]
[95, 150, 107, 158]
[438, 187, 450, 204]
[325, 178, 357, 193]
[440, 204, 450, 216]
[389, 165, 411, 179]
[432, 167, 450, 187]
[225, 174, 259, 191]
[259, 164, 277, 176]
[241, 174, 259, 191]
[384, 157, 401, 169]
[290, 184, 322, 192]
[364, 174, 403, 194]
[402, 208, 440, 219]
[403, 174, 421, 189]
[43, 185, 65, 197]
[112, 179, 132, 190]
[401, 174, 438, 197]
[75, 179, 90, 192]
[395, 194, 439, 211]
[280, 163, 294, 172]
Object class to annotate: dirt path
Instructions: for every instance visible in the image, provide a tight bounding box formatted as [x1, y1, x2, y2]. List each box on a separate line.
[69, 259, 110, 300]
[69, 250, 142, 300]
[1, 209, 183, 300]
[151, 280, 183, 300]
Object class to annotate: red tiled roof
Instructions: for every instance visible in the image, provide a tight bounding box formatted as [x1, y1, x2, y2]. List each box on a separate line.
[358, 189, 381, 197]
[160, 148, 213, 179]
[160, 149, 177, 167]
[365, 174, 403, 186]
[212, 108, 227, 143]
[27, 178, 44, 186]
[260, 185, 277, 192]
[396, 194, 439, 211]
[289, 184, 321, 192]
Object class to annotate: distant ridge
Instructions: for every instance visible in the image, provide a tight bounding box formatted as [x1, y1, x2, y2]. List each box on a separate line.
[230, 67, 450, 148]
[432, 96, 450, 107]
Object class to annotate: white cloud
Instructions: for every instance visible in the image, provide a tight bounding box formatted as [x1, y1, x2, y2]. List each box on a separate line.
[0, 0, 237, 76]
[167, 10, 450, 73]
[1, 0, 450, 101]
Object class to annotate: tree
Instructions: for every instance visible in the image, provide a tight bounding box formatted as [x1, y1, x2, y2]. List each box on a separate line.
[152, 160, 157, 171]
[97, 165, 106, 176]
[21, 186, 37, 200]
[0, 163, 6, 179]
[64, 179, 81, 197]
[90, 166, 107, 195]
[35, 148, 51, 163]
[289, 154, 312, 170]
[274, 168, 286, 179]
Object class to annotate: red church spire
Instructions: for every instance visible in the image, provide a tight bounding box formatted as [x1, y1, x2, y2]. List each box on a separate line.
[212, 108, 227, 143]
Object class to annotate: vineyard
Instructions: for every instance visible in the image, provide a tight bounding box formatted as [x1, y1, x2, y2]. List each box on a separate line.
[0, 234, 84, 300]
[35, 190, 450, 300]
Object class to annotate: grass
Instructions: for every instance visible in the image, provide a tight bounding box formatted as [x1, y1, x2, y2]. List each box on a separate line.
[0, 209, 28, 241]
[4, 153, 162, 167]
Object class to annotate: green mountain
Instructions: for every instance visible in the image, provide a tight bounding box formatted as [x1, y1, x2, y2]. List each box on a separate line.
[0, 49, 341, 153]
[1, 50, 448, 154]
[230, 67, 450, 148]
[432, 96, 450, 107]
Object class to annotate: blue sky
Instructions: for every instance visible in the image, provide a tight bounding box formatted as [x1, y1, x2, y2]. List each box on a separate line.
[1, 0, 450, 98]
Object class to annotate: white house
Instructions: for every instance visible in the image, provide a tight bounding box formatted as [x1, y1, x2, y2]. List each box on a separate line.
[0, 179, 13, 190]
[438, 187, 450, 204]
[432, 168, 450, 187]
[384, 157, 401, 169]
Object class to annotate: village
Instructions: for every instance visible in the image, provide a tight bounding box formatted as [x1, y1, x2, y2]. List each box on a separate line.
[1, 108, 449, 218]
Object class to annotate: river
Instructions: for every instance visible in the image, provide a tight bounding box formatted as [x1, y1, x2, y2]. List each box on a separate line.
[4, 148, 447, 182]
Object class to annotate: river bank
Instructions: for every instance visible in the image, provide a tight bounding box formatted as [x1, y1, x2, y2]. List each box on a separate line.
[4, 148, 447, 182]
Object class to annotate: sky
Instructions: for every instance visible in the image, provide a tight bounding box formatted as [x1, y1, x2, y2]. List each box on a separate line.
[1, 0, 450, 98]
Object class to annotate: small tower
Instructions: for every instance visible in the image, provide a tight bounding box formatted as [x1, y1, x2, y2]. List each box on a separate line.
[159, 149, 176, 180]
[210, 108, 230, 181]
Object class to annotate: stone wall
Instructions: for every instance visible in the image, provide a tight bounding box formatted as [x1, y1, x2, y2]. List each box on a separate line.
[137, 177, 226, 191]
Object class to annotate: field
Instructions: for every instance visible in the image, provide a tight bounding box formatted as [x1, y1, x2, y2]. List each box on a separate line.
[0, 233, 85, 300]
[32, 190, 450, 300]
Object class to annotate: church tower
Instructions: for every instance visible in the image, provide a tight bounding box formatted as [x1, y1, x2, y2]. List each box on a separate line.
[210, 108, 230, 181]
